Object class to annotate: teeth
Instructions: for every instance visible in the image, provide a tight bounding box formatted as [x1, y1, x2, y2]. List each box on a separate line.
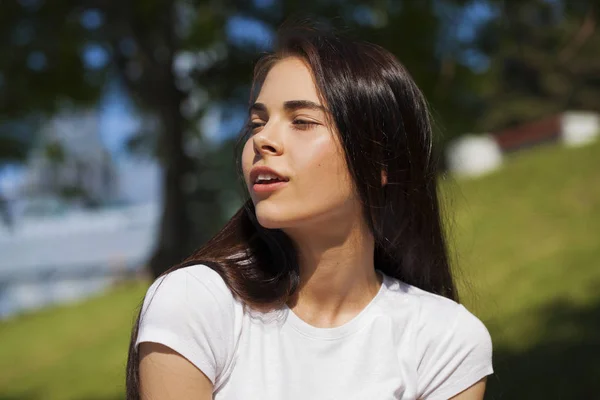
[256, 173, 282, 183]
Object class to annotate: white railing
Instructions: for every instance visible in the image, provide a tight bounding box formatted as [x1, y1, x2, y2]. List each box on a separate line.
[0, 202, 159, 319]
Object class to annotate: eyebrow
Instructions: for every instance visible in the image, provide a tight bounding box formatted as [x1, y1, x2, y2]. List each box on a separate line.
[249, 100, 327, 115]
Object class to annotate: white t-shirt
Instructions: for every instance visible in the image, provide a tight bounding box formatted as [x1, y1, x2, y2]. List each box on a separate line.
[136, 264, 493, 399]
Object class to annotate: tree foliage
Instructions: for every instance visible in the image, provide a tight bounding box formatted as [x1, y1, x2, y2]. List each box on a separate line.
[3, 0, 596, 276]
[474, 0, 600, 131]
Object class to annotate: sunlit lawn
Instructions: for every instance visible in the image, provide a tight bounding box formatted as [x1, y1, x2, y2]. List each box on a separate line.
[447, 139, 600, 398]
[0, 281, 147, 400]
[0, 139, 599, 399]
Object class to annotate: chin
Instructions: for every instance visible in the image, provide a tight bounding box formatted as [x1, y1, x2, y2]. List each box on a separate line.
[256, 217, 283, 230]
[253, 202, 290, 229]
[255, 212, 286, 230]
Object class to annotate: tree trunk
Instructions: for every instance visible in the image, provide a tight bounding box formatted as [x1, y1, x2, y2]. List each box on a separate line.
[148, 85, 191, 278]
[145, 1, 194, 279]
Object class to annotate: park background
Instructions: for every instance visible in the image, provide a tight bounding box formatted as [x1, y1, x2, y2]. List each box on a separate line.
[1, 0, 599, 399]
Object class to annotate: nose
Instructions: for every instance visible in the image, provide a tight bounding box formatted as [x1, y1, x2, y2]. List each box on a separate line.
[253, 127, 283, 157]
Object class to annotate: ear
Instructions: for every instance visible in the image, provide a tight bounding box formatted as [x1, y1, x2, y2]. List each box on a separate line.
[381, 170, 388, 187]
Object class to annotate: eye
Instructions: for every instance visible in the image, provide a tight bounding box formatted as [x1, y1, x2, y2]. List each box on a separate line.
[248, 120, 265, 131]
[292, 119, 318, 131]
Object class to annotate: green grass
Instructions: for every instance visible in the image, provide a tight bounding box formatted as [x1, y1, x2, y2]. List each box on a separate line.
[0, 139, 599, 399]
[444, 140, 600, 398]
[0, 281, 148, 400]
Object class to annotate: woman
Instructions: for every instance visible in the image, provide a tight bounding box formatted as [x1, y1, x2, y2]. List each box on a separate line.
[126, 23, 493, 400]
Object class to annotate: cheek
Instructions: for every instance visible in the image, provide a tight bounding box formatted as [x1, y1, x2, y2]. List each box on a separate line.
[296, 138, 352, 195]
[241, 139, 254, 182]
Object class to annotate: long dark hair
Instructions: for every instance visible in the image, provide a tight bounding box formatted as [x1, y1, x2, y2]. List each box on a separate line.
[126, 22, 456, 399]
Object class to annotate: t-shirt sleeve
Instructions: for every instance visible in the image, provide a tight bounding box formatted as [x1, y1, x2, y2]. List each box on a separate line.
[135, 264, 242, 386]
[416, 302, 494, 400]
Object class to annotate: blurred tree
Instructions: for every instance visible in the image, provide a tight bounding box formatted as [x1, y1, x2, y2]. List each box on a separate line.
[43, 140, 66, 192]
[235, 0, 481, 149]
[474, 0, 600, 131]
[0, 0, 249, 277]
[0, 0, 484, 277]
[0, 134, 30, 163]
[94, 1, 242, 276]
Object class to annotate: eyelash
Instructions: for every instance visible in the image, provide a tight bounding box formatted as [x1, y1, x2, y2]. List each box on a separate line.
[292, 119, 318, 131]
[248, 119, 318, 132]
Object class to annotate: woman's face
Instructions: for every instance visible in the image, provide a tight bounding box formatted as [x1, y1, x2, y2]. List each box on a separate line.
[241, 57, 358, 231]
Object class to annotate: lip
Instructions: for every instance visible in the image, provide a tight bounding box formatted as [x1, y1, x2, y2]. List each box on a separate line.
[249, 166, 289, 194]
[252, 180, 289, 193]
[249, 166, 289, 185]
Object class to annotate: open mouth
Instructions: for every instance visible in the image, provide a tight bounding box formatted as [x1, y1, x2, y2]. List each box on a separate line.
[249, 167, 290, 193]
[255, 177, 287, 184]
[252, 175, 289, 193]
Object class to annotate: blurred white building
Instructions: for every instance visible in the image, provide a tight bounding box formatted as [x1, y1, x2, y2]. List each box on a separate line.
[21, 109, 118, 207]
[0, 108, 162, 320]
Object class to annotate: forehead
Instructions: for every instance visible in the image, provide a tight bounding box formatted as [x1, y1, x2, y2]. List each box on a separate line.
[257, 57, 321, 105]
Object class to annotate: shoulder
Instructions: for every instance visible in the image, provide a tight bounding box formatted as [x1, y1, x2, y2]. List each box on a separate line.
[143, 263, 238, 311]
[382, 277, 492, 358]
[419, 288, 486, 335]
[391, 282, 490, 343]
[137, 264, 243, 386]
[395, 284, 493, 399]
[406, 285, 492, 357]
[138, 263, 244, 348]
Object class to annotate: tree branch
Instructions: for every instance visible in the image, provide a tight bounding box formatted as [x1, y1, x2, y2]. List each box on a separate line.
[558, 8, 596, 64]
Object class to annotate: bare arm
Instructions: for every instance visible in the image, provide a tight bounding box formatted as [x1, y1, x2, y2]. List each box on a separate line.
[448, 377, 487, 400]
[139, 342, 213, 400]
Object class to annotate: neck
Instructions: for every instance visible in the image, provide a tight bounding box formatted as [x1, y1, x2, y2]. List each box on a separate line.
[284, 215, 383, 328]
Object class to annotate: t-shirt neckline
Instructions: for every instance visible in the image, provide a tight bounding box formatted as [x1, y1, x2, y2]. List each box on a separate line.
[283, 270, 388, 340]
